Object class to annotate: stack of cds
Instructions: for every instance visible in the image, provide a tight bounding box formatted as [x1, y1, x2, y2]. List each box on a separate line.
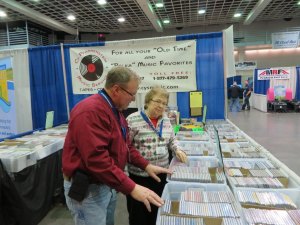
[289, 210, 300, 224]
[268, 168, 287, 178]
[223, 160, 277, 170]
[178, 201, 240, 217]
[159, 215, 204, 225]
[222, 218, 244, 225]
[221, 143, 264, 158]
[248, 169, 271, 177]
[162, 200, 240, 218]
[229, 177, 284, 188]
[180, 189, 235, 203]
[243, 208, 296, 225]
[226, 168, 244, 177]
[170, 166, 225, 183]
[176, 131, 209, 141]
[236, 190, 297, 209]
[178, 141, 215, 156]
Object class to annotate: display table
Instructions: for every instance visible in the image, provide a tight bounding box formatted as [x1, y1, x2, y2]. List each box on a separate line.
[0, 125, 67, 225]
[286, 101, 300, 112]
[270, 101, 287, 112]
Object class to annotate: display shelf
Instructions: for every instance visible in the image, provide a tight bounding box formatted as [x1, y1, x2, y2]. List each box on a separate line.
[0, 125, 67, 172]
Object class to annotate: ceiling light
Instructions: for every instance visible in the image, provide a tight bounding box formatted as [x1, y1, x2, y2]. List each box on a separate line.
[118, 17, 125, 22]
[198, 9, 206, 14]
[67, 15, 76, 21]
[155, 3, 164, 8]
[298, 1, 300, 5]
[234, 13, 242, 18]
[163, 19, 170, 24]
[97, 0, 107, 5]
[0, 11, 7, 17]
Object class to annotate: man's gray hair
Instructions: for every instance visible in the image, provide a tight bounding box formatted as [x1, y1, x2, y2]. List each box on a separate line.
[105, 66, 140, 88]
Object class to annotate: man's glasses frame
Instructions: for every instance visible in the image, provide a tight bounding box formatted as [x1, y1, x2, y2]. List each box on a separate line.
[118, 85, 135, 97]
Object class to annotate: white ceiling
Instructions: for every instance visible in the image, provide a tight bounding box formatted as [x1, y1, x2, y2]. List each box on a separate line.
[0, 0, 299, 35]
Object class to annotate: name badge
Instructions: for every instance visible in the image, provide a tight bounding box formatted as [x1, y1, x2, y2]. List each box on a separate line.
[156, 145, 167, 155]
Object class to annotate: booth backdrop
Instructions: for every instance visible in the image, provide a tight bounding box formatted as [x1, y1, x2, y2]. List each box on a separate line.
[27, 32, 225, 129]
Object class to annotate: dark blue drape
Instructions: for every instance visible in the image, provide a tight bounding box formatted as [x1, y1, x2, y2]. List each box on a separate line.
[254, 69, 270, 95]
[28, 46, 68, 129]
[176, 33, 225, 119]
[227, 76, 242, 88]
[227, 76, 242, 99]
[296, 67, 300, 100]
[63, 42, 105, 110]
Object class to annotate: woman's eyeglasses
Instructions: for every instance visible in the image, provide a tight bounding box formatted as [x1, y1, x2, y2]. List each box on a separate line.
[151, 99, 168, 106]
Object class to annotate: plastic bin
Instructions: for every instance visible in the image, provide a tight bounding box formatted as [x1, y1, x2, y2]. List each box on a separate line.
[157, 183, 245, 225]
[167, 156, 226, 184]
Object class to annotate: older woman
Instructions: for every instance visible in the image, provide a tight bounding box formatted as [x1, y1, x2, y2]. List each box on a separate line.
[126, 86, 186, 225]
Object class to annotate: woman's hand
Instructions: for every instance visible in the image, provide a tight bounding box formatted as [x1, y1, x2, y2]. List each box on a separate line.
[176, 149, 187, 163]
[145, 164, 172, 182]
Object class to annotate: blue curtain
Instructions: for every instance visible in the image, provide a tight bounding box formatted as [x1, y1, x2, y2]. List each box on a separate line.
[63, 42, 105, 110]
[254, 69, 270, 95]
[176, 33, 225, 119]
[296, 67, 300, 100]
[227, 76, 242, 88]
[28, 46, 68, 129]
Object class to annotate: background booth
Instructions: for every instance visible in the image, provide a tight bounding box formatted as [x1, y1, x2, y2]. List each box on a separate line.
[252, 67, 300, 112]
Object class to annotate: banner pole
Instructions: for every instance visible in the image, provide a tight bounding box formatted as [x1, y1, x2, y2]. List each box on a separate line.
[60, 43, 70, 119]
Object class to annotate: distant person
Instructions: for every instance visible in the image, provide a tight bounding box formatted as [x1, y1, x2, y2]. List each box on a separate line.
[229, 81, 242, 112]
[242, 80, 252, 110]
[62, 66, 172, 225]
[126, 87, 187, 225]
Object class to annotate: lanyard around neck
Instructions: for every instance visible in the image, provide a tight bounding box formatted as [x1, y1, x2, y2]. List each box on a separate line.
[140, 111, 164, 140]
[99, 90, 126, 141]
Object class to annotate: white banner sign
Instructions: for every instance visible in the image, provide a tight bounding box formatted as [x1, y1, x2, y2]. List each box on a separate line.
[272, 31, 299, 49]
[70, 40, 197, 94]
[258, 67, 291, 80]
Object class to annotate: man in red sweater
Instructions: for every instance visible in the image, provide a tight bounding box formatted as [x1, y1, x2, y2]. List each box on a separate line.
[62, 66, 171, 225]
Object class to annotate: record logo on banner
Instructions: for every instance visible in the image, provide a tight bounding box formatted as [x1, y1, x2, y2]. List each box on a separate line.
[72, 49, 109, 93]
[79, 55, 104, 81]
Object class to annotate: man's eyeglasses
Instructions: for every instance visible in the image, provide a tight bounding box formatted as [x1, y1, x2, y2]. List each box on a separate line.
[151, 99, 168, 106]
[118, 85, 136, 97]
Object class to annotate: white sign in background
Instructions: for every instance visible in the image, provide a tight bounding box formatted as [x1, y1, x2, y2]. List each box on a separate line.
[0, 57, 17, 138]
[258, 67, 291, 80]
[70, 40, 197, 94]
[272, 31, 300, 49]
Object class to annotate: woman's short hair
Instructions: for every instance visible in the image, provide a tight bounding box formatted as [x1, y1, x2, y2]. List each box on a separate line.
[144, 86, 169, 109]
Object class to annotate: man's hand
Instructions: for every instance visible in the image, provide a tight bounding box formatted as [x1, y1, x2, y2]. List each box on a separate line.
[145, 164, 172, 182]
[175, 149, 187, 163]
[130, 184, 164, 212]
